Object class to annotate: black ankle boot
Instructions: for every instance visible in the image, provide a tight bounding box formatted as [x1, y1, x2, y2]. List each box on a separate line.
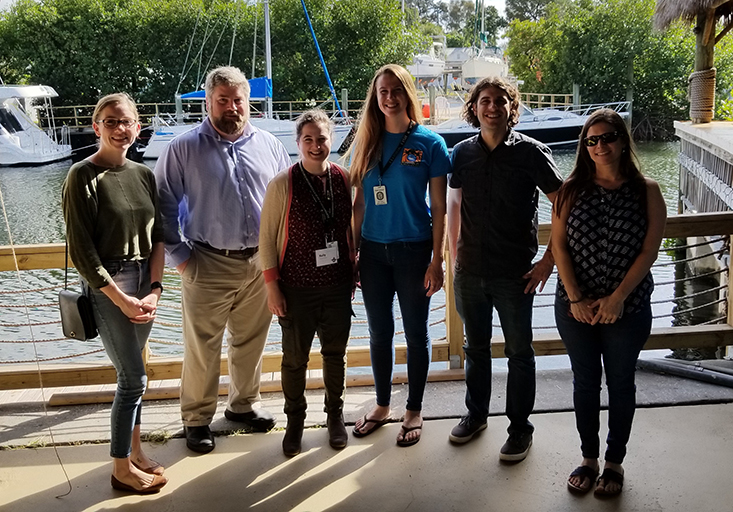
[327, 413, 348, 450]
[283, 417, 304, 457]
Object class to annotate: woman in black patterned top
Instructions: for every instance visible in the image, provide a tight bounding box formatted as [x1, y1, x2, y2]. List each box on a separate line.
[552, 109, 666, 497]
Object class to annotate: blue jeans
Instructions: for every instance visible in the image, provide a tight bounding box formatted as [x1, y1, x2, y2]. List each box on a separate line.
[85, 260, 153, 459]
[554, 299, 651, 464]
[360, 238, 432, 411]
[454, 270, 536, 434]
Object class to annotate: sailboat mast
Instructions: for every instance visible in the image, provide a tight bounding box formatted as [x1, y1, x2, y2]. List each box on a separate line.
[264, 0, 273, 118]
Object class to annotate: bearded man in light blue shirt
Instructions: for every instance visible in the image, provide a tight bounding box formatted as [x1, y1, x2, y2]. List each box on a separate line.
[156, 66, 290, 454]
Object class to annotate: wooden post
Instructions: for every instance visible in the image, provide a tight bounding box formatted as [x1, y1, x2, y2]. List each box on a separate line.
[691, 10, 716, 123]
[428, 85, 436, 125]
[444, 245, 464, 369]
[341, 88, 349, 118]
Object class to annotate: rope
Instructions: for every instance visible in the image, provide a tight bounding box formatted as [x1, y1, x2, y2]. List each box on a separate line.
[688, 67, 716, 123]
[0, 179, 72, 496]
[0, 348, 106, 364]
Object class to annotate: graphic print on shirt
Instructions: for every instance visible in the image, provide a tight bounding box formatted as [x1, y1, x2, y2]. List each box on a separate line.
[401, 148, 423, 166]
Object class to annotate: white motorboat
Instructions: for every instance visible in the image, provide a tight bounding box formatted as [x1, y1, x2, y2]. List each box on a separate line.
[429, 101, 631, 149]
[0, 85, 72, 166]
[142, 110, 352, 159]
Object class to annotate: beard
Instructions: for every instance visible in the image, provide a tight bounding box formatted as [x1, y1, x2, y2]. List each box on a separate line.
[211, 111, 248, 135]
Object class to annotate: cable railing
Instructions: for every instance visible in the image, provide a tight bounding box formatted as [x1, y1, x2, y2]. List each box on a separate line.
[1, 212, 732, 400]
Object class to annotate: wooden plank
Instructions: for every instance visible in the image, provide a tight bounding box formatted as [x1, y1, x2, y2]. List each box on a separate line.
[3, 211, 733, 270]
[0, 243, 68, 272]
[1, 341, 452, 391]
[48, 368, 469, 406]
[538, 211, 733, 244]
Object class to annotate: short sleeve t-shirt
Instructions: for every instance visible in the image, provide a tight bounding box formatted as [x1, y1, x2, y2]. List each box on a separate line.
[361, 124, 451, 243]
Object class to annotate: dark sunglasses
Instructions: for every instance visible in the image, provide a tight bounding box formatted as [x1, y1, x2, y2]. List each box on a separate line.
[583, 131, 620, 147]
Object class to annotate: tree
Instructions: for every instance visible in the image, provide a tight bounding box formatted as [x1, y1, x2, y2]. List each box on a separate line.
[505, 0, 550, 22]
[505, 0, 701, 139]
[444, 0, 505, 47]
[0, 0, 424, 104]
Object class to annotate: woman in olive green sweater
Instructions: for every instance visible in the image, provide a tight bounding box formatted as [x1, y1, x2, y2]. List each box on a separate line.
[62, 93, 167, 494]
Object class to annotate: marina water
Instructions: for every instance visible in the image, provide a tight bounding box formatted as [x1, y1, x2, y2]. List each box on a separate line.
[0, 142, 688, 365]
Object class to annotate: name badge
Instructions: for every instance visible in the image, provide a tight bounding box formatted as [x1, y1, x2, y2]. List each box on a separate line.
[315, 241, 339, 267]
[373, 185, 387, 205]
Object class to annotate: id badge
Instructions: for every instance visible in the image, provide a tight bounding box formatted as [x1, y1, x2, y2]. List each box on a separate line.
[315, 241, 339, 267]
[373, 185, 387, 205]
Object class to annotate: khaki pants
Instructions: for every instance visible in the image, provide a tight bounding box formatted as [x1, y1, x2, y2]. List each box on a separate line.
[179, 245, 272, 426]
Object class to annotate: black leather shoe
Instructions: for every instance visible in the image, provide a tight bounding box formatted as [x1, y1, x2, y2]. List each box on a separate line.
[225, 408, 276, 432]
[327, 414, 348, 450]
[184, 425, 215, 454]
[282, 418, 304, 457]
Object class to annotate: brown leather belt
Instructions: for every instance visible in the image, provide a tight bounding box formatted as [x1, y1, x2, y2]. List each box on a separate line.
[194, 241, 258, 258]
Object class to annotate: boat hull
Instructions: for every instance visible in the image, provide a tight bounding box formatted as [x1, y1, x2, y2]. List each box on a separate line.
[142, 119, 352, 159]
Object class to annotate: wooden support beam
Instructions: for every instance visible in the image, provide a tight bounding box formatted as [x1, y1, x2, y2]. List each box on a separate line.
[3, 212, 732, 271]
[8, 326, 733, 393]
[538, 211, 733, 244]
[48, 369, 469, 406]
[715, 19, 733, 45]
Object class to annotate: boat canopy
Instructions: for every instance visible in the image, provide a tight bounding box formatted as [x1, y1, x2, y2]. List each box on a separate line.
[180, 77, 272, 101]
[0, 85, 59, 101]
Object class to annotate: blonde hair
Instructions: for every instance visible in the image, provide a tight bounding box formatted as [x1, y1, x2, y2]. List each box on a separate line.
[205, 66, 250, 98]
[295, 109, 333, 141]
[346, 64, 423, 186]
[92, 93, 138, 123]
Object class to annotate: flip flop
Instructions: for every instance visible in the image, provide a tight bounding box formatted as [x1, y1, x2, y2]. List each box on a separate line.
[567, 465, 599, 493]
[594, 468, 624, 497]
[396, 421, 423, 447]
[352, 415, 390, 438]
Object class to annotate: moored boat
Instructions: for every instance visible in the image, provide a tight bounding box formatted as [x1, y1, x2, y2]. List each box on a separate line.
[0, 85, 72, 166]
[429, 101, 631, 149]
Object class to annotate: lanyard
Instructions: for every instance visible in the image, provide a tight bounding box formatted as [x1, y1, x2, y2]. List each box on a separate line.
[377, 121, 415, 185]
[298, 162, 335, 235]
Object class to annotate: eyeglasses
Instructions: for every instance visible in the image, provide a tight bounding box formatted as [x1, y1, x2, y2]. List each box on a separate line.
[583, 131, 620, 147]
[96, 118, 137, 129]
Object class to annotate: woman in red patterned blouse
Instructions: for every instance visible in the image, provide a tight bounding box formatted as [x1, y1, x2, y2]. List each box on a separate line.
[260, 109, 355, 457]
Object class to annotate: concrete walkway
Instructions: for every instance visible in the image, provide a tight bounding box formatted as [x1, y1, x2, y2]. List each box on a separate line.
[1, 368, 733, 511]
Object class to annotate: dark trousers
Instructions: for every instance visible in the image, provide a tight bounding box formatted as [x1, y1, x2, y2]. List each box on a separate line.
[555, 299, 652, 464]
[279, 281, 352, 419]
[454, 270, 536, 434]
[359, 238, 433, 412]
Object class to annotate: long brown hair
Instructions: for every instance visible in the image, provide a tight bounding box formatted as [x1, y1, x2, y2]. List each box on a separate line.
[346, 64, 424, 186]
[554, 109, 645, 215]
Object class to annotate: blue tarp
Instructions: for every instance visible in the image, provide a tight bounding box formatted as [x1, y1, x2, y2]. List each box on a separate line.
[180, 77, 272, 100]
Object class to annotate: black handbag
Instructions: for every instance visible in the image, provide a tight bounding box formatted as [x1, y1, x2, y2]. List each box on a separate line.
[59, 241, 98, 340]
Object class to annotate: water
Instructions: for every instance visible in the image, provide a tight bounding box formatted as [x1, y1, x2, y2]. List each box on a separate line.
[0, 142, 690, 365]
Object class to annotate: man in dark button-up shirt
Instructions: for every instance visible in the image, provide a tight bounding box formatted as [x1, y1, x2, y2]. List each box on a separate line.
[446, 76, 562, 462]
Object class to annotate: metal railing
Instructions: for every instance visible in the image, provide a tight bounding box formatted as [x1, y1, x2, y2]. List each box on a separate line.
[1, 212, 732, 403]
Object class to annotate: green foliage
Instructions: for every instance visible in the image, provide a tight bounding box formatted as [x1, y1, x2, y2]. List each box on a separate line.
[505, 0, 550, 22]
[0, 0, 423, 104]
[505, 0, 701, 139]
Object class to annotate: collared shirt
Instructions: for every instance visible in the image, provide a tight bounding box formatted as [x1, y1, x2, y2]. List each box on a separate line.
[155, 118, 290, 267]
[449, 129, 562, 278]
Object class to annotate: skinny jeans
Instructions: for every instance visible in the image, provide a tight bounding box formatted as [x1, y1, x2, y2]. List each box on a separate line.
[359, 238, 432, 411]
[453, 270, 536, 434]
[278, 281, 352, 419]
[554, 299, 652, 464]
[86, 260, 153, 459]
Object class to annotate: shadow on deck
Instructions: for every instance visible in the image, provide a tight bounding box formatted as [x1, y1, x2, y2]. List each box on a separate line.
[1, 367, 733, 511]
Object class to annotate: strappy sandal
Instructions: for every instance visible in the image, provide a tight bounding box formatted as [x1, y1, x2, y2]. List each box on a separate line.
[352, 415, 390, 438]
[567, 465, 599, 493]
[396, 421, 423, 447]
[594, 467, 624, 497]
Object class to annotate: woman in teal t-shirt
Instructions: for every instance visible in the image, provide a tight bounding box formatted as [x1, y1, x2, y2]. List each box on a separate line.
[348, 64, 450, 447]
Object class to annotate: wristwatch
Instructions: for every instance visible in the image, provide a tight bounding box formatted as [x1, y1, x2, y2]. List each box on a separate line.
[150, 281, 164, 293]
